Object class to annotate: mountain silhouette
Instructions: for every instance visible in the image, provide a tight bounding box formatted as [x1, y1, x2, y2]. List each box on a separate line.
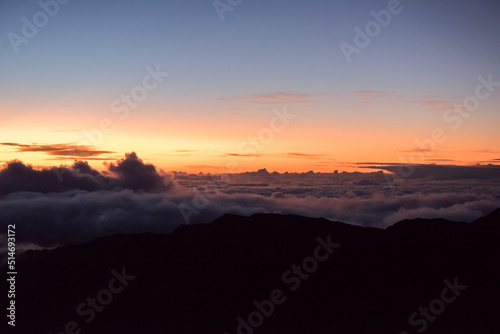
[9, 208, 500, 333]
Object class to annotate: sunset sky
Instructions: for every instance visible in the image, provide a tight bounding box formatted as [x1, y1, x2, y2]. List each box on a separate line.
[1, 0, 499, 173]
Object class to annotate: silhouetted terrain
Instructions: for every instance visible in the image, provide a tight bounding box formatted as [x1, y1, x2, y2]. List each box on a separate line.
[10, 208, 500, 333]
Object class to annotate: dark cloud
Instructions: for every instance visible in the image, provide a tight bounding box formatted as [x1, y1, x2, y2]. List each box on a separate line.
[0, 152, 174, 195]
[0, 160, 102, 194]
[72, 161, 101, 176]
[108, 152, 171, 192]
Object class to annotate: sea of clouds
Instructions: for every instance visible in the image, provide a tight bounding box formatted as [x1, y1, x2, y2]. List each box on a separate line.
[0, 153, 499, 251]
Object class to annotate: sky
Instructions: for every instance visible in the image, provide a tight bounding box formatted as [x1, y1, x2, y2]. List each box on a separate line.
[1, 0, 500, 173]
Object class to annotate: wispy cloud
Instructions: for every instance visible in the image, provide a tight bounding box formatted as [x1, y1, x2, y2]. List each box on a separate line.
[1, 142, 114, 158]
[223, 153, 264, 158]
[221, 152, 323, 159]
[355, 90, 398, 100]
[353, 91, 457, 111]
[425, 158, 455, 162]
[221, 92, 312, 104]
[474, 149, 500, 154]
[415, 98, 455, 110]
[352, 90, 406, 105]
[47, 156, 119, 161]
[182, 164, 226, 170]
[355, 162, 402, 166]
[399, 147, 434, 154]
[356, 90, 382, 98]
[479, 159, 500, 164]
[285, 152, 323, 159]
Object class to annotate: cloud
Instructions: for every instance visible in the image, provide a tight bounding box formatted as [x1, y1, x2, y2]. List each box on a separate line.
[285, 152, 323, 158]
[355, 90, 399, 100]
[0, 155, 498, 248]
[224, 153, 264, 158]
[355, 162, 399, 166]
[221, 92, 312, 104]
[0, 142, 114, 158]
[474, 149, 500, 154]
[417, 98, 454, 110]
[357, 90, 381, 98]
[425, 158, 455, 162]
[0, 152, 174, 195]
[364, 164, 500, 180]
[222, 152, 323, 160]
[399, 148, 434, 154]
[353, 91, 457, 111]
[353, 178, 380, 186]
[1, 185, 497, 248]
[182, 165, 226, 170]
[48, 156, 119, 161]
[107, 152, 172, 192]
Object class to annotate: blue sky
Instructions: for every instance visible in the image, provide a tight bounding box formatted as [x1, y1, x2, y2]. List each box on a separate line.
[0, 0, 499, 172]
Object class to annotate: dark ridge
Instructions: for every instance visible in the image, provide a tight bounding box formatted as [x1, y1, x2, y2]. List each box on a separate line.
[471, 207, 500, 227]
[8, 209, 500, 334]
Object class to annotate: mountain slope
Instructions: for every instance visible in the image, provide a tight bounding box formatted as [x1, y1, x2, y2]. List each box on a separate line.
[9, 209, 500, 334]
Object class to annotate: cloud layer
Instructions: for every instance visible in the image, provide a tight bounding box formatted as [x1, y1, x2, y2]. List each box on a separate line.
[0, 153, 498, 249]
